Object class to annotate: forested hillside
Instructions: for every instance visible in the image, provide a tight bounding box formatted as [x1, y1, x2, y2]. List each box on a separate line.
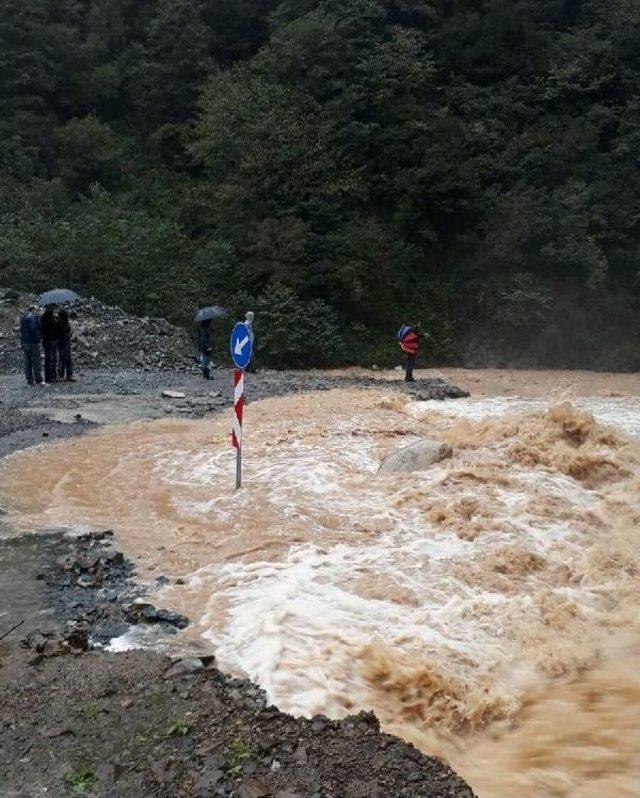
[1, 0, 639, 368]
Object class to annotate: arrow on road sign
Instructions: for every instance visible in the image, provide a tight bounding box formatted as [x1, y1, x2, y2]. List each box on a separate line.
[234, 335, 249, 356]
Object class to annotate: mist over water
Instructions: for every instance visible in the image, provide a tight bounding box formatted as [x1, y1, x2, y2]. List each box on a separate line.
[1, 383, 639, 798]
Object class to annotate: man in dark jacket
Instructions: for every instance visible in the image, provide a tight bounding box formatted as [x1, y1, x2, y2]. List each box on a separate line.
[20, 305, 43, 385]
[57, 309, 75, 382]
[197, 319, 213, 379]
[41, 305, 59, 383]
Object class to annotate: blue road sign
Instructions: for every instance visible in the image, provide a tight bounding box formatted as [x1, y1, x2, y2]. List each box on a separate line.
[230, 322, 253, 369]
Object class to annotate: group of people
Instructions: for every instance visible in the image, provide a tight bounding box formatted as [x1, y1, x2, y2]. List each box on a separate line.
[20, 302, 421, 385]
[20, 305, 74, 386]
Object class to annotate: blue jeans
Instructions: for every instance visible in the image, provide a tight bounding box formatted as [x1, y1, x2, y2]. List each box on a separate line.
[58, 338, 73, 379]
[22, 343, 42, 384]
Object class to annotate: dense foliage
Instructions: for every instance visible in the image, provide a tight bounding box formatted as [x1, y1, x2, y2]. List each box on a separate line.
[1, 0, 639, 368]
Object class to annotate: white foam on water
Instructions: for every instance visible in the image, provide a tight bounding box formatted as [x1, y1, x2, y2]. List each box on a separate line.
[409, 395, 640, 437]
[4, 389, 640, 797]
[169, 395, 640, 723]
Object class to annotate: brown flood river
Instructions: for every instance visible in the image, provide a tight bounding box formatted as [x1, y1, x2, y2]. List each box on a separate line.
[1, 368, 639, 798]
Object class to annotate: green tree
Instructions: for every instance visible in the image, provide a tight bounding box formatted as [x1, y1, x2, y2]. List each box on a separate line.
[53, 116, 127, 195]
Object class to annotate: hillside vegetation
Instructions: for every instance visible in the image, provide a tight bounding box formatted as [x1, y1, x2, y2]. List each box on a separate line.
[1, 0, 639, 367]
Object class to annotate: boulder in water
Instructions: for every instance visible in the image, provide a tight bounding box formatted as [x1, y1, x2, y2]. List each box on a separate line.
[379, 439, 452, 474]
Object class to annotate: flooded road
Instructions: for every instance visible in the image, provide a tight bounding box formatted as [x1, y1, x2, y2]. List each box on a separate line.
[1, 370, 639, 798]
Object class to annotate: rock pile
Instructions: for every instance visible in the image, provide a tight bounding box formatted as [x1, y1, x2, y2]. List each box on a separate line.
[0, 287, 194, 373]
[124, 598, 189, 630]
[43, 530, 139, 643]
[21, 623, 89, 663]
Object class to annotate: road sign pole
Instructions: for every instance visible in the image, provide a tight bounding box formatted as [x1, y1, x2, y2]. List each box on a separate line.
[232, 368, 244, 490]
[230, 320, 253, 491]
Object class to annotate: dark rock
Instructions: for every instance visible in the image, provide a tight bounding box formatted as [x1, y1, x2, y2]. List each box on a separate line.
[140, 606, 160, 622]
[102, 550, 124, 565]
[293, 744, 308, 765]
[20, 624, 87, 659]
[64, 626, 89, 651]
[202, 754, 226, 771]
[95, 763, 116, 786]
[346, 781, 383, 798]
[151, 757, 177, 783]
[155, 609, 189, 629]
[193, 766, 223, 795]
[164, 658, 204, 679]
[56, 555, 76, 571]
[311, 715, 331, 733]
[79, 554, 100, 571]
[89, 530, 114, 541]
[237, 779, 270, 798]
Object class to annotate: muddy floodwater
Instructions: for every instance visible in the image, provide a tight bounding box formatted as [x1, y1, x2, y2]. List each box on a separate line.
[1, 369, 640, 798]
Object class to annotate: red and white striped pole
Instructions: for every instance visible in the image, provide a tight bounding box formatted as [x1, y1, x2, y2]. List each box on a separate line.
[232, 368, 244, 489]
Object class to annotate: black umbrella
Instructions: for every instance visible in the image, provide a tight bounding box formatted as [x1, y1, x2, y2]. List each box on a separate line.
[39, 288, 80, 306]
[194, 305, 228, 322]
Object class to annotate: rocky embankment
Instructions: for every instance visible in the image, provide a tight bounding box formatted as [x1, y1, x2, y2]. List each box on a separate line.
[0, 287, 192, 373]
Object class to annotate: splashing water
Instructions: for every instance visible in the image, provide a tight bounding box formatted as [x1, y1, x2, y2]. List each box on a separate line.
[1, 387, 639, 798]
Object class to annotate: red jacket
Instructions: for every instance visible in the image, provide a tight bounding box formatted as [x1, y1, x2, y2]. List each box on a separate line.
[399, 329, 420, 355]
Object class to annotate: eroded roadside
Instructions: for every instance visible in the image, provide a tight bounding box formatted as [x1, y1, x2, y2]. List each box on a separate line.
[0, 368, 474, 798]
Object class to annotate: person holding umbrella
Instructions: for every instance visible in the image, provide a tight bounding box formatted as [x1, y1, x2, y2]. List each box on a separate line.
[38, 290, 80, 385]
[197, 319, 213, 379]
[194, 306, 227, 380]
[57, 308, 75, 382]
[41, 305, 59, 383]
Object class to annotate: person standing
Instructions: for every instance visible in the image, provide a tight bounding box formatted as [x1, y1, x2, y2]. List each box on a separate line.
[397, 322, 422, 383]
[57, 308, 75, 382]
[41, 305, 59, 383]
[20, 305, 43, 386]
[197, 319, 213, 379]
[244, 310, 256, 373]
